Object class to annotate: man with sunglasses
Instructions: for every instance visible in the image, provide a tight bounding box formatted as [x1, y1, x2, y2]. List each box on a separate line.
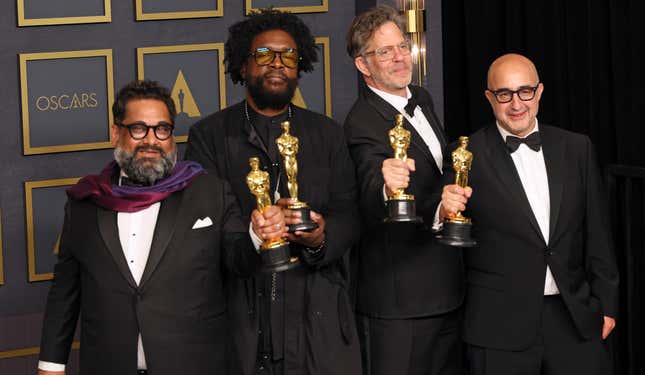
[344, 5, 464, 375]
[37, 80, 277, 375]
[185, 8, 361, 375]
[440, 54, 619, 375]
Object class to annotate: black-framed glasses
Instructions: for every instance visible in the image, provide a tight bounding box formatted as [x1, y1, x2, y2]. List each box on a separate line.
[487, 84, 540, 103]
[362, 41, 412, 62]
[116, 121, 174, 140]
[248, 47, 300, 69]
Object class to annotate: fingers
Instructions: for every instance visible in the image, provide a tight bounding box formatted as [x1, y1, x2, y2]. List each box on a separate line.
[441, 184, 471, 215]
[285, 210, 326, 248]
[602, 316, 616, 340]
[383, 158, 415, 194]
[251, 207, 287, 240]
[275, 197, 295, 209]
[283, 207, 302, 226]
[405, 158, 416, 172]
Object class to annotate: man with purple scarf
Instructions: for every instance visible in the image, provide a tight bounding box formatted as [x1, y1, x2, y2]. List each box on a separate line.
[37, 80, 284, 375]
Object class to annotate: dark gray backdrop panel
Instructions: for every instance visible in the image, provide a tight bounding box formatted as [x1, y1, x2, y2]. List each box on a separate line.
[142, 0, 218, 13]
[142, 49, 222, 137]
[23, 0, 105, 19]
[26, 56, 110, 147]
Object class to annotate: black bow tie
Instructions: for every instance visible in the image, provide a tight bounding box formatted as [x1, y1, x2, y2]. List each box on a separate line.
[404, 93, 427, 117]
[119, 176, 146, 187]
[505, 132, 542, 152]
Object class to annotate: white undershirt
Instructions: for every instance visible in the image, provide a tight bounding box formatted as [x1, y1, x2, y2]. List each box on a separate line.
[39, 175, 159, 372]
[496, 121, 560, 295]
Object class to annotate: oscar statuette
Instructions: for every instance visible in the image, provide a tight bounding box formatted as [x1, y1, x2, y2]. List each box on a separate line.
[246, 157, 299, 272]
[385, 114, 423, 223]
[276, 121, 319, 233]
[436, 136, 477, 247]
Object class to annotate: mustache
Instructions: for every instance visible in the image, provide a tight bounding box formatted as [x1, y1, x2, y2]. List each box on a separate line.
[135, 144, 164, 154]
[263, 72, 288, 80]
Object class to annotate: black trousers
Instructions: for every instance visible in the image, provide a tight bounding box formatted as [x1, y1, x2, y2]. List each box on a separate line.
[357, 309, 464, 375]
[466, 295, 612, 375]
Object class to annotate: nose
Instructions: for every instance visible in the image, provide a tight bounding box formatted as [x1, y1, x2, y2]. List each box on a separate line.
[270, 52, 285, 68]
[142, 127, 159, 143]
[392, 46, 405, 61]
[509, 92, 523, 108]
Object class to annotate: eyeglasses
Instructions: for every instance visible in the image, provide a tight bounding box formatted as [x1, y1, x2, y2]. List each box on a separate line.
[362, 41, 412, 62]
[116, 121, 174, 140]
[248, 47, 300, 69]
[487, 84, 540, 103]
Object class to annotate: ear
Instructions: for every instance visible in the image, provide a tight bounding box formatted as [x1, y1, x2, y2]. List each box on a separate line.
[240, 63, 247, 81]
[535, 82, 544, 102]
[484, 89, 496, 108]
[110, 124, 119, 147]
[355, 56, 371, 78]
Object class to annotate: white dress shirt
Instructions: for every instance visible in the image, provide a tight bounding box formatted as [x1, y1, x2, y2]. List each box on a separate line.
[497, 121, 560, 295]
[39, 176, 160, 372]
[368, 85, 444, 171]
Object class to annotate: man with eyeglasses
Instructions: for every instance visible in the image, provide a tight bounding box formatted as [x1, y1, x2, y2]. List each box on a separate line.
[440, 53, 619, 375]
[37, 80, 277, 375]
[185, 8, 361, 375]
[344, 5, 464, 375]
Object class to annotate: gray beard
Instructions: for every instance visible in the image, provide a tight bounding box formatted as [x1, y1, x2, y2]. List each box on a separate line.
[114, 145, 177, 186]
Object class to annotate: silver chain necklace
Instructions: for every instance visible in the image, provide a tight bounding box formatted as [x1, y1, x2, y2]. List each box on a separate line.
[243, 100, 292, 128]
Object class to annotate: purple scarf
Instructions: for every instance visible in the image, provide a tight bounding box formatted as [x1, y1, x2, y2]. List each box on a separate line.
[67, 160, 205, 212]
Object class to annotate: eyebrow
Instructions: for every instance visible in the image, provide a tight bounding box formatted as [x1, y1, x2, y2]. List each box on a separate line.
[491, 84, 538, 91]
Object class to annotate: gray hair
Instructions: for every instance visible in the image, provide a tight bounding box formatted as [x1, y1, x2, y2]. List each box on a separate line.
[346, 5, 406, 58]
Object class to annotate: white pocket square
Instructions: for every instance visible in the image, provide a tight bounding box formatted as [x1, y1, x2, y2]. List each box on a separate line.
[192, 217, 213, 229]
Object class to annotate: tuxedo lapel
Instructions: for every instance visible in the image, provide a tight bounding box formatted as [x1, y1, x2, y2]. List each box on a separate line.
[540, 126, 564, 244]
[419, 104, 447, 148]
[363, 88, 437, 169]
[97, 207, 138, 289]
[138, 190, 183, 288]
[483, 126, 545, 243]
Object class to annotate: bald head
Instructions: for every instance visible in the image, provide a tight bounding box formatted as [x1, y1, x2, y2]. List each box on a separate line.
[484, 53, 544, 137]
[487, 54, 539, 89]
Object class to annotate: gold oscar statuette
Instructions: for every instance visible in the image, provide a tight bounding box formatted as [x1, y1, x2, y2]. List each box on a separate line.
[276, 121, 319, 232]
[385, 114, 422, 223]
[436, 136, 477, 247]
[247, 157, 299, 272]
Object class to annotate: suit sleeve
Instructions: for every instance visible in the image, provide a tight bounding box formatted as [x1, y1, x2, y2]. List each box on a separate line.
[583, 137, 619, 317]
[221, 180, 260, 277]
[344, 113, 390, 224]
[39, 201, 80, 364]
[185, 121, 219, 173]
[303, 126, 360, 267]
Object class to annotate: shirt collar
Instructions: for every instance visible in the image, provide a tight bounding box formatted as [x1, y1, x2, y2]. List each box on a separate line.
[496, 118, 540, 141]
[367, 84, 411, 113]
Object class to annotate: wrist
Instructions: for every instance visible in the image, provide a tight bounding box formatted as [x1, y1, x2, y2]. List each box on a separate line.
[304, 239, 326, 255]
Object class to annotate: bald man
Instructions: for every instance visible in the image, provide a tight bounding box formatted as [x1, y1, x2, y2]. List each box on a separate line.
[440, 54, 619, 375]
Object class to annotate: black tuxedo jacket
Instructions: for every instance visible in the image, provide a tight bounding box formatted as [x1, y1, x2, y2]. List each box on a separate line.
[445, 124, 619, 350]
[39, 173, 257, 375]
[344, 85, 464, 318]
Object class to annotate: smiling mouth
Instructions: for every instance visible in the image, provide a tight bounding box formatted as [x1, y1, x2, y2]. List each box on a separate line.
[509, 111, 527, 120]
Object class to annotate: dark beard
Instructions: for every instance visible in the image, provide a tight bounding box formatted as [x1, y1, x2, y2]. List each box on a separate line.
[247, 73, 297, 110]
[114, 144, 176, 186]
